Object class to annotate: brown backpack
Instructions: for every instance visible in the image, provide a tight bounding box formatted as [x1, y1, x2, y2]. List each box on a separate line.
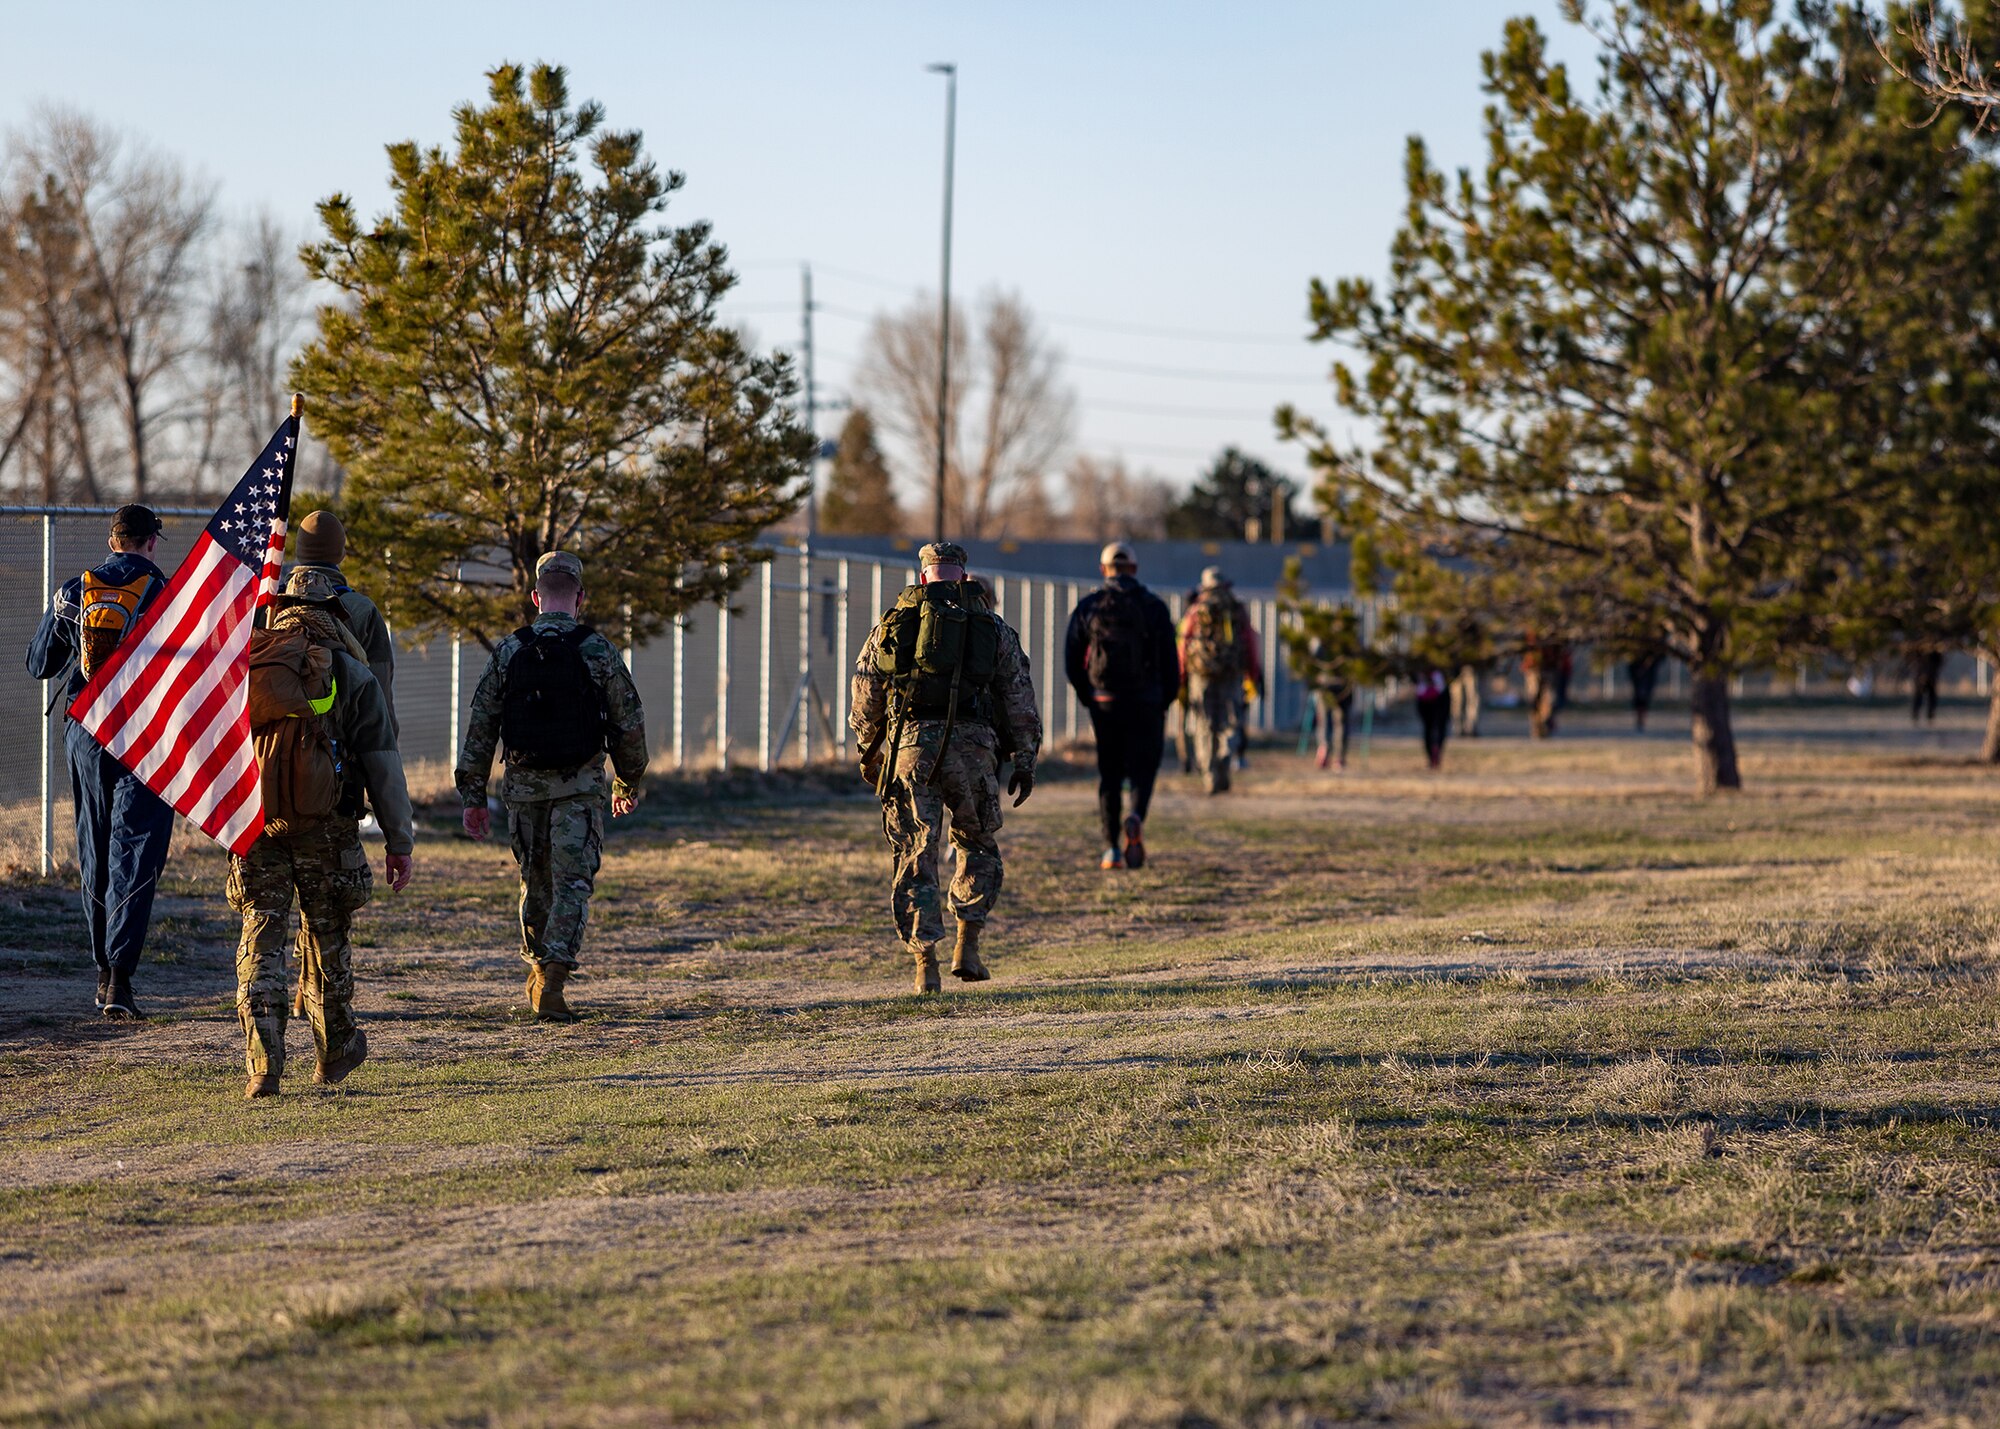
[1184, 596, 1242, 682]
[247, 628, 341, 836]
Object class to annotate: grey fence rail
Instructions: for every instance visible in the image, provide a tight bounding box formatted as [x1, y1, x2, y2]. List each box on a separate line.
[2, 508, 1305, 875]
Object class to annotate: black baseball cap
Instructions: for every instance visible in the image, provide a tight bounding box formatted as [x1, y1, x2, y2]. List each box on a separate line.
[110, 504, 164, 540]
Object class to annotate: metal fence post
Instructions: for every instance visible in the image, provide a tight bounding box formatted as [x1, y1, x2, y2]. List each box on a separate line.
[1041, 579, 1057, 742]
[798, 543, 812, 766]
[673, 572, 686, 770]
[759, 561, 774, 771]
[835, 558, 851, 755]
[1262, 599, 1276, 732]
[40, 512, 54, 877]
[717, 586, 731, 770]
[1065, 583, 1080, 740]
[448, 632, 462, 767]
[1024, 576, 1040, 704]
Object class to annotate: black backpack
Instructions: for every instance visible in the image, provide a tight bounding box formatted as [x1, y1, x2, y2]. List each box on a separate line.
[1084, 583, 1154, 697]
[874, 583, 1001, 718]
[500, 624, 609, 771]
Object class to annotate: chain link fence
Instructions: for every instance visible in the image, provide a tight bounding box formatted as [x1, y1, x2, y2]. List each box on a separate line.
[2, 507, 1304, 875]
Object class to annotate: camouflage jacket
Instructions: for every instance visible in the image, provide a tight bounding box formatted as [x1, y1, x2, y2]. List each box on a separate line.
[849, 589, 1042, 775]
[455, 612, 648, 807]
[320, 648, 416, 856]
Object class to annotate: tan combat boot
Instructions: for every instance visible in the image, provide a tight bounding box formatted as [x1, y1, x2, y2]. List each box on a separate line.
[314, 1028, 369, 1086]
[535, 963, 579, 1023]
[245, 1074, 279, 1099]
[524, 961, 543, 1012]
[950, 921, 989, 982]
[912, 943, 942, 995]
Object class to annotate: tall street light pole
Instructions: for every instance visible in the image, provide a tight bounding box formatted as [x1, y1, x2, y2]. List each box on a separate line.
[926, 62, 956, 542]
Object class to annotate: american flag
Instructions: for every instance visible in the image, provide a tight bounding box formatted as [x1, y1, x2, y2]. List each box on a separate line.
[69, 411, 300, 855]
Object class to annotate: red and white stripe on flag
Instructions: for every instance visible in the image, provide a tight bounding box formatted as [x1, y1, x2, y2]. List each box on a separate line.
[69, 413, 300, 856]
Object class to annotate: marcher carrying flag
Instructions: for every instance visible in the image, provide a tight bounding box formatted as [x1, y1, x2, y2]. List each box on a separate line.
[68, 398, 304, 856]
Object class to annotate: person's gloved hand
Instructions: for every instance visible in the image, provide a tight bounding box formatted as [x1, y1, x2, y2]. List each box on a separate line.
[462, 805, 490, 841]
[1008, 766, 1034, 806]
[385, 853, 413, 891]
[861, 758, 883, 789]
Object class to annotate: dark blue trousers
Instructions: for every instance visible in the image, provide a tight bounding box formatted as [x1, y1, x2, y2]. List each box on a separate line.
[64, 721, 175, 979]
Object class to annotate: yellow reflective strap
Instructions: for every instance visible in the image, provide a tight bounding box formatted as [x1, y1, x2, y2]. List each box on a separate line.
[308, 675, 337, 717]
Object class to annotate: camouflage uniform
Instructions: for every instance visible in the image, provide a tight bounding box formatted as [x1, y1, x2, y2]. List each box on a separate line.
[455, 609, 647, 972]
[230, 576, 414, 1081]
[1178, 580, 1260, 795]
[850, 555, 1042, 965]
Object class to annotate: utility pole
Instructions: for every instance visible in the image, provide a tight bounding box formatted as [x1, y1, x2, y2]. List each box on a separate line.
[801, 262, 817, 539]
[927, 62, 957, 541]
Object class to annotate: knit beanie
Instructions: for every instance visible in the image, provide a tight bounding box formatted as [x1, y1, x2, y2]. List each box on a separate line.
[295, 510, 345, 566]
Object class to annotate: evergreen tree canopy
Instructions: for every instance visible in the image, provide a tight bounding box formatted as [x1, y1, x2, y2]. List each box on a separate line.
[1285, 0, 2000, 792]
[293, 62, 810, 647]
[818, 407, 902, 535]
[1165, 446, 1311, 542]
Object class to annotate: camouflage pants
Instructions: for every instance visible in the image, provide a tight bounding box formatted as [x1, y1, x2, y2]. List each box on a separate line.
[227, 818, 371, 1077]
[880, 722, 1005, 950]
[508, 793, 603, 968]
[1188, 675, 1239, 792]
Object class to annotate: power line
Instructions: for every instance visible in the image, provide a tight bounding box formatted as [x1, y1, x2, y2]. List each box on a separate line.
[1040, 312, 1307, 347]
[812, 300, 885, 324]
[811, 262, 920, 295]
[1088, 398, 1303, 421]
[1066, 353, 1323, 384]
[804, 273, 1311, 348]
[809, 304, 1316, 385]
[1075, 437, 1288, 460]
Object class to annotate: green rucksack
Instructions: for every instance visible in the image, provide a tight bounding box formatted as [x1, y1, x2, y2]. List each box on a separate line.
[874, 582, 1000, 717]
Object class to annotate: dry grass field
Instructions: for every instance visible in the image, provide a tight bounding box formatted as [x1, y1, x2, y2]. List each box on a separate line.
[4, 701, 2000, 1426]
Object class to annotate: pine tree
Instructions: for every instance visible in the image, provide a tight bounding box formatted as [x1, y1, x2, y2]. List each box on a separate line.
[818, 407, 901, 535]
[1288, 2, 2000, 792]
[292, 63, 811, 646]
[1165, 447, 1308, 542]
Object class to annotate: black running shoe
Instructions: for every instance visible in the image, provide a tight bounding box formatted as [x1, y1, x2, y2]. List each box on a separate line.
[1122, 814, 1146, 870]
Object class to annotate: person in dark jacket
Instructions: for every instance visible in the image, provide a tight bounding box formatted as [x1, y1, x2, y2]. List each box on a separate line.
[281, 510, 397, 735]
[1910, 649, 1944, 724]
[1415, 668, 1452, 769]
[1627, 651, 1664, 731]
[24, 504, 177, 1019]
[1065, 542, 1179, 870]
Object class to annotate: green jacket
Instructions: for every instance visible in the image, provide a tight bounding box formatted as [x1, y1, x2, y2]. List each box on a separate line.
[454, 612, 648, 807]
[284, 563, 397, 734]
[323, 650, 415, 856]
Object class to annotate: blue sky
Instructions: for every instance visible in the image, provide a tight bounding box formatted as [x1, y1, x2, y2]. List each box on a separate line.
[2, 1, 1579, 502]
